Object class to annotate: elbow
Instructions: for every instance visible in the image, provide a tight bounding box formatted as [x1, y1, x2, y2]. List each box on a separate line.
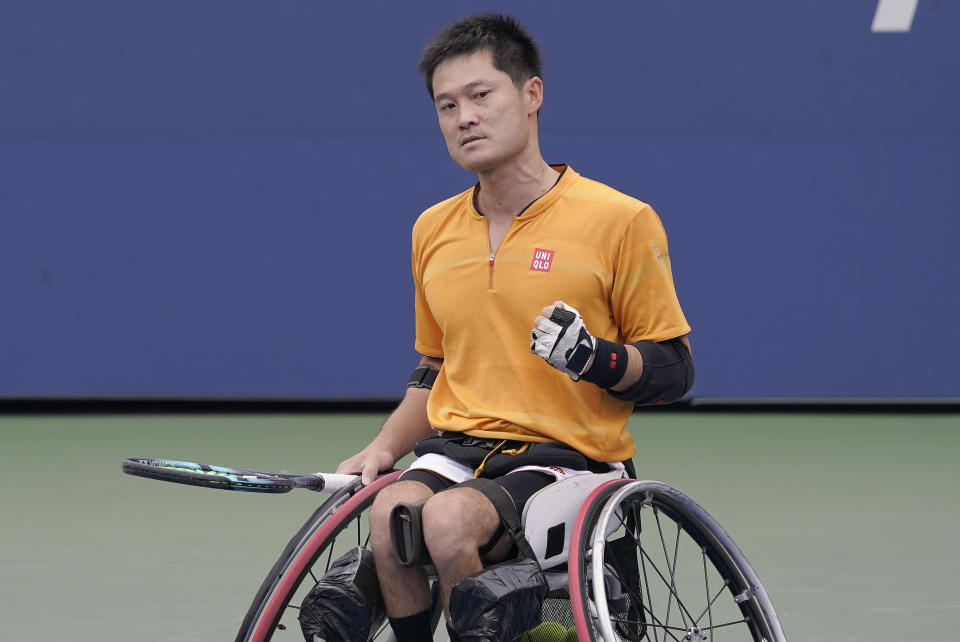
[607, 338, 694, 405]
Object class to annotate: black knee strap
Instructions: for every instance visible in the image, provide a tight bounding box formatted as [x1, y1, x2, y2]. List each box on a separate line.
[455, 478, 537, 562]
[389, 497, 431, 567]
[478, 523, 506, 557]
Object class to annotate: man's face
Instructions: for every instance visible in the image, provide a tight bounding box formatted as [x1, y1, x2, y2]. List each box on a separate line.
[431, 50, 538, 173]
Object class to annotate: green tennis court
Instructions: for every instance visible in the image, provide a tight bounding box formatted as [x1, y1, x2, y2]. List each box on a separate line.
[1, 411, 957, 641]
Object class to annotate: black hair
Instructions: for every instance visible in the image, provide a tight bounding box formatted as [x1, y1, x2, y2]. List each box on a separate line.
[418, 14, 543, 100]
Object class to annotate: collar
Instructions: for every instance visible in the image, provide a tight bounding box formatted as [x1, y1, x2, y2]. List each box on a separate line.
[471, 164, 575, 219]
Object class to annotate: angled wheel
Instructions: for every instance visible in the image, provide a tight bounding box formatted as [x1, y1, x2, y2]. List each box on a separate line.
[236, 471, 442, 642]
[569, 480, 785, 642]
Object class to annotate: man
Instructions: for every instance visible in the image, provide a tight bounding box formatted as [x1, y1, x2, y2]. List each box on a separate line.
[336, 14, 693, 642]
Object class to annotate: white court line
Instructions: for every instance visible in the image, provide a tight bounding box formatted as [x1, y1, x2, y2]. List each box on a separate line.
[872, 0, 919, 32]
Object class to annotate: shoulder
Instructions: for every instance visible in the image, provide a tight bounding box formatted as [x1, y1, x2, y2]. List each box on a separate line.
[559, 170, 674, 253]
[564, 170, 659, 226]
[412, 186, 474, 238]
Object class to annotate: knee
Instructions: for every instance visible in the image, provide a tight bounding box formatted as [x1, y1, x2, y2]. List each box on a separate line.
[421, 489, 497, 564]
[369, 481, 432, 550]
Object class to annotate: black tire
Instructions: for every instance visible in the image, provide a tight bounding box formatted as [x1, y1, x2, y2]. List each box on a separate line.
[235, 471, 441, 642]
[569, 480, 785, 642]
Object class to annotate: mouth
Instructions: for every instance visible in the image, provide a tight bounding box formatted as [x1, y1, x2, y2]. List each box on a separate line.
[460, 135, 484, 147]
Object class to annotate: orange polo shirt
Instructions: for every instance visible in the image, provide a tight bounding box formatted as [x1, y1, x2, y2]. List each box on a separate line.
[412, 165, 690, 462]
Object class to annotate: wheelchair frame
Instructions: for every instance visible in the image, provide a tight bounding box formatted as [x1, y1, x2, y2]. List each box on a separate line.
[234, 470, 786, 642]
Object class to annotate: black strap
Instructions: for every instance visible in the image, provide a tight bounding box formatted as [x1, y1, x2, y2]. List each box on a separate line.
[477, 523, 506, 557]
[407, 365, 439, 389]
[456, 478, 538, 562]
[580, 338, 629, 388]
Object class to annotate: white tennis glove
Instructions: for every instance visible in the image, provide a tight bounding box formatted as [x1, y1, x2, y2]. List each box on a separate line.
[530, 302, 597, 380]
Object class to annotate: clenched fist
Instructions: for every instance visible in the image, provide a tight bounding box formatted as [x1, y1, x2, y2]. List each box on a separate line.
[530, 301, 597, 380]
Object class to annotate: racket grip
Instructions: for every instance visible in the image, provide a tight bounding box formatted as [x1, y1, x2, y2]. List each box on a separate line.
[310, 473, 361, 493]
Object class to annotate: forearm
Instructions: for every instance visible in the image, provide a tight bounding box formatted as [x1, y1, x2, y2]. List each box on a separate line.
[367, 386, 436, 461]
[338, 357, 442, 482]
[610, 344, 643, 393]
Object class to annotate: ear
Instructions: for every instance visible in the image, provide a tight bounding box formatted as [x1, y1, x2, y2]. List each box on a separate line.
[525, 76, 544, 116]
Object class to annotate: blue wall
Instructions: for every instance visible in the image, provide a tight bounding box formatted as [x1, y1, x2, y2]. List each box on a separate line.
[2, 1, 957, 399]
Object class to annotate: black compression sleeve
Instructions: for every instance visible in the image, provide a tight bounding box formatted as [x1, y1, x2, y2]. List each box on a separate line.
[607, 338, 694, 405]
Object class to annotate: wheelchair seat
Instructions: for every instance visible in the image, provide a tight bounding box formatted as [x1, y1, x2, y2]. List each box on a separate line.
[520, 469, 626, 570]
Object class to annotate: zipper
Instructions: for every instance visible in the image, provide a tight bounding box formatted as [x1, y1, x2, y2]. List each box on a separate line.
[485, 217, 495, 289]
[485, 217, 513, 290]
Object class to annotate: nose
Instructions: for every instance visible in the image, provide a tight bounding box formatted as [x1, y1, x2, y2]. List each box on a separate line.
[457, 103, 479, 130]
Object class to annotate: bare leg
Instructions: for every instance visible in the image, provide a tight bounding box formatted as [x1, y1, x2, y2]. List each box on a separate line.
[420, 486, 509, 623]
[369, 480, 435, 617]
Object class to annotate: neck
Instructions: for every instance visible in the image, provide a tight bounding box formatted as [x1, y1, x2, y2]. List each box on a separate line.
[475, 151, 557, 221]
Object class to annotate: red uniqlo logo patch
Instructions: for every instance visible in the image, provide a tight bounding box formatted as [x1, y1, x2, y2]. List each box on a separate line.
[530, 248, 555, 272]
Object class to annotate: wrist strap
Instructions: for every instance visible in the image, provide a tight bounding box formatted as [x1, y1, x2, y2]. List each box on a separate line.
[407, 365, 439, 389]
[580, 339, 628, 389]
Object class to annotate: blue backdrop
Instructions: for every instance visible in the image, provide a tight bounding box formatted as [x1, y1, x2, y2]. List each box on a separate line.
[2, 1, 957, 399]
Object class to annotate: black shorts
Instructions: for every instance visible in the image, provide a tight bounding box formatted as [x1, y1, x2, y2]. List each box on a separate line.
[398, 468, 554, 513]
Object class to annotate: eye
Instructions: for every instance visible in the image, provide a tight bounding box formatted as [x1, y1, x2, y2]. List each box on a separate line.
[439, 102, 455, 112]
[474, 91, 489, 100]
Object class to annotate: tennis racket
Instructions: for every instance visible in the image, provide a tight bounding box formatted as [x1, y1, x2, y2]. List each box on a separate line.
[122, 458, 358, 494]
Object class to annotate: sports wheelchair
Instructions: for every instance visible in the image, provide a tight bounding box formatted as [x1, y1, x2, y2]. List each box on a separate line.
[235, 469, 785, 642]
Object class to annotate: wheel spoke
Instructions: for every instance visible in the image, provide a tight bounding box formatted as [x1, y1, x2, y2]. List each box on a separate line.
[620, 516, 699, 625]
[702, 547, 714, 639]
[653, 507, 691, 632]
[671, 517, 687, 634]
[637, 507, 660, 642]
[603, 509, 687, 642]
[694, 572, 729, 628]
[606, 501, 657, 642]
[635, 605, 686, 642]
[324, 536, 336, 572]
[605, 534, 658, 641]
[703, 618, 752, 631]
[592, 491, 775, 642]
[608, 616, 689, 634]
